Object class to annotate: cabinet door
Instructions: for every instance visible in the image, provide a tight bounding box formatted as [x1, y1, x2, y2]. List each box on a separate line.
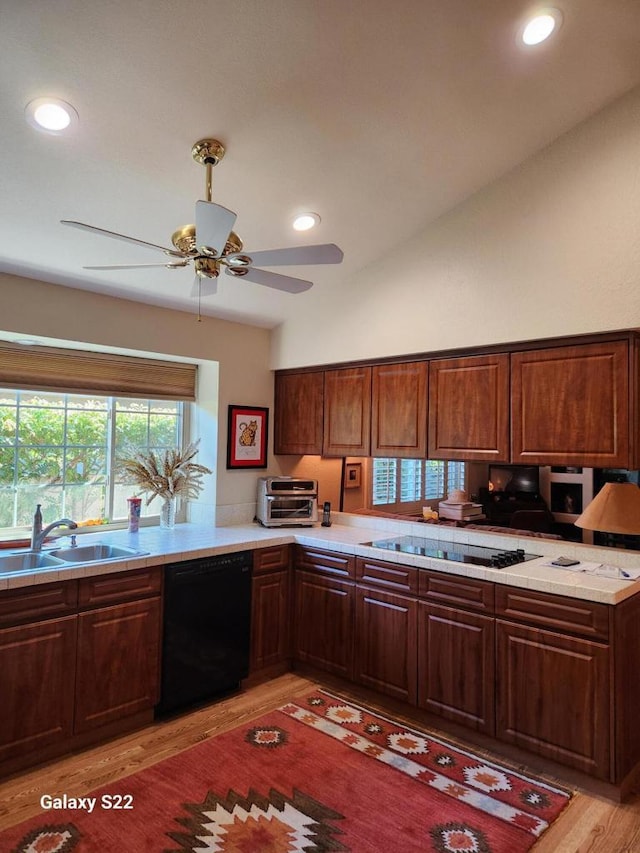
[274, 371, 324, 455]
[511, 341, 629, 467]
[293, 570, 354, 679]
[496, 620, 610, 780]
[429, 354, 509, 461]
[0, 616, 76, 763]
[75, 598, 161, 734]
[323, 366, 371, 456]
[418, 602, 495, 735]
[355, 586, 417, 704]
[371, 362, 428, 457]
[251, 570, 290, 672]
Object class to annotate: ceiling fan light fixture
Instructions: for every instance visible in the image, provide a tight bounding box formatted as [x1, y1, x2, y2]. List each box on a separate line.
[520, 9, 562, 45]
[25, 97, 78, 134]
[293, 212, 320, 232]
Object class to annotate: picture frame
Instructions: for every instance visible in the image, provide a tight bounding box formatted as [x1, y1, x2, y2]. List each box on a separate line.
[227, 405, 269, 469]
[344, 461, 362, 489]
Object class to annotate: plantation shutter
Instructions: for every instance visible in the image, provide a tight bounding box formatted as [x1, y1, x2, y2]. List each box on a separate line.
[372, 458, 397, 505]
[0, 343, 197, 401]
[400, 459, 422, 502]
[425, 460, 446, 499]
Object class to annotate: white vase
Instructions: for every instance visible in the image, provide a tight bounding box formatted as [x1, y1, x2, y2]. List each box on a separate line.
[160, 497, 176, 529]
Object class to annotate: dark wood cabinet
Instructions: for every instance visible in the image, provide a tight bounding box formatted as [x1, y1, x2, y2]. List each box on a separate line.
[495, 584, 612, 781]
[495, 619, 610, 780]
[355, 585, 417, 703]
[75, 598, 161, 734]
[294, 571, 354, 679]
[418, 602, 495, 734]
[293, 546, 355, 679]
[274, 371, 324, 455]
[0, 615, 76, 764]
[0, 566, 162, 778]
[273, 329, 640, 468]
[428, 353, 510, 461]
[250, 545, 291, 673]
[371, 361, 428, 457]
[511, 340, 629, 467]
[323, 366, 371, 456]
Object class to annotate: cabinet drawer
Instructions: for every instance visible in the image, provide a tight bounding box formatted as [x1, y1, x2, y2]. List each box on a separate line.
[495, 585, 609, 641]
[356, 557, 418, 594]
[79, 566, 162, 608]
[0, 580, 78, 627]
[295, 546, 355, 579]
[253, 545, 290, 575]
[418, 571, 494, 613]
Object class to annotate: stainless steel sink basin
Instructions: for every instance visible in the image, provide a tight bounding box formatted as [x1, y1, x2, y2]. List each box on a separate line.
[0, 551, 67, 572]
[48, 543, 147, 562]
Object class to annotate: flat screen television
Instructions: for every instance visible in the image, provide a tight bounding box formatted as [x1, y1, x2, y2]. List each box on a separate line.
[488, 465, 539, 496]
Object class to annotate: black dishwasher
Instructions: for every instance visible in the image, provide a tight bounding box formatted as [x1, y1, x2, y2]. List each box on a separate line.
[156, 551, 252, 717]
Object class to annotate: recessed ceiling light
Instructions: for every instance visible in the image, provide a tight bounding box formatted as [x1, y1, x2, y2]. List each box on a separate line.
[25, 97, 79, 134]
[293, 212, 320, 232]
[520, 8, 562, 45]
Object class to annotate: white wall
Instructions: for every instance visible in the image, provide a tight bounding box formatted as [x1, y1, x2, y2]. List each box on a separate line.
[0, 274, 275, 518]
[271, 85, 640, 369]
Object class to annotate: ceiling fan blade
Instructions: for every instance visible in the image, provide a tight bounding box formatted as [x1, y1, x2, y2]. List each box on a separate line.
[195, 201, 237, 257]
[190, 276, 218, 297]
[227, 243, 343, 267]
[227, 266, 312, 293]
[61, 220, 186, 258]
[84, 261, 190, 270]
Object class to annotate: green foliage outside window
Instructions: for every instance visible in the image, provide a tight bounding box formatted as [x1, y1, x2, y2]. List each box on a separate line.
[0, 391, 183, 531]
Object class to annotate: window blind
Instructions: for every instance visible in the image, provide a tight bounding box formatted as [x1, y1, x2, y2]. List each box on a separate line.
[0, 343, 197, 401]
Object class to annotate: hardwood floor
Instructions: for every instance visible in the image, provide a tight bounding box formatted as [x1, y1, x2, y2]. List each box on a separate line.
[1, 672, 639, 851]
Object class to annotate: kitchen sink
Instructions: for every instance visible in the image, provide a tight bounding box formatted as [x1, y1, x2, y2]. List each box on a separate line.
[0, 551, 67, 572]
[48, 543, 147, 562]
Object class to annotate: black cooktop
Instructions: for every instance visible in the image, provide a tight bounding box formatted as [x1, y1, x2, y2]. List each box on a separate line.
[364, 535, 540, 568]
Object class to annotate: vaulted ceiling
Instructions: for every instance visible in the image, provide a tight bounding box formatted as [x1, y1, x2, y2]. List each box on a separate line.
[2, 1, 640, 328]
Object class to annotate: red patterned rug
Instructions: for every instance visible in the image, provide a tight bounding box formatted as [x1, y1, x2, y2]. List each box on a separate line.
[2, 688, 572, 852]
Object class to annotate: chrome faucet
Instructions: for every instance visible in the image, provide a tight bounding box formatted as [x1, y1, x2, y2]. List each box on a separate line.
[30, 510, 78, 552]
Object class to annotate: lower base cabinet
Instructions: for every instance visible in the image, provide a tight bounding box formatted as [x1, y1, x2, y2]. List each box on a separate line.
[75, 598, 161, 733]
[0, 567, 162, 777]
[355, 586, 417, 704]
[418, 602, 495, 735]
[0, 615, 77, 764]
[292, 547, 640, 787]
[250, 546, 291, 673]
[495, 619, 611, 780]
[294, 570, 354, 679]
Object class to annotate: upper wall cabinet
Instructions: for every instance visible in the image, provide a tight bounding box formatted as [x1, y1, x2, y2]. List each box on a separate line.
[323, 366, 372, 457]
[274, 372, 324, 455]
[371, 362, 428, 458]
[511, 340, 630, 467]
[428, 354, 510, 462]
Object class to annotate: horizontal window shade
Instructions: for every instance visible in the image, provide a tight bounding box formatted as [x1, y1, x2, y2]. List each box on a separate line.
[0, 344, 197, 401]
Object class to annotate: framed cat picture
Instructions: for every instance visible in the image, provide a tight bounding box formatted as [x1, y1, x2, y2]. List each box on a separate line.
[227, 405, 269, 469]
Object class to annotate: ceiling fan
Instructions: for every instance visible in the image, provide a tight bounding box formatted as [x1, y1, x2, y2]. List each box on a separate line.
[61, 138, 343, 299]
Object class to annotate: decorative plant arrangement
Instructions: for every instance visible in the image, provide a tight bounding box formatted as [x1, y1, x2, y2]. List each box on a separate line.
[118, 439, 212, 528]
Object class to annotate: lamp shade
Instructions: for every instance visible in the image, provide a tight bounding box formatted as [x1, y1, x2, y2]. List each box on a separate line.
[575, 482, 640, 534]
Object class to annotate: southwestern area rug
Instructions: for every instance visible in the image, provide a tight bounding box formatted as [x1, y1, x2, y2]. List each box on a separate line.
[2, 689, 573, 852]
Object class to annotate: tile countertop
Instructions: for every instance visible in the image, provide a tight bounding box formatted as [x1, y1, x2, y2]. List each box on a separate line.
[1, 512, 639, 605]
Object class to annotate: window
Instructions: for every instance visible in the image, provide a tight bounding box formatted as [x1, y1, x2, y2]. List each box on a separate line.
[0, 389, 185, 532]
[371, 458, 466, 513]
